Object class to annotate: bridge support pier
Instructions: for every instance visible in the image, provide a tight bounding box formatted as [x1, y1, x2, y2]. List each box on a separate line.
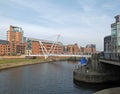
[73, 58, 120, 84]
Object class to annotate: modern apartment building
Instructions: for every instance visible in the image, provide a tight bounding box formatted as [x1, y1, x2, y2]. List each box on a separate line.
[0, 40, 10, 56]
[111, 15, 120, 53]
[104, 15, 120, 54]
[103, 15, 120, 59]
[7, 25, 24, 55]
[104, 35, 111, 53]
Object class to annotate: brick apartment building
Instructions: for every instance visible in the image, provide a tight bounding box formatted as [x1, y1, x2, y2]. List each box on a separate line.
[66, 44, 96, 55]
[82, 44, 96, 55]
[66, 45, 74, 54]
[5, 25, 96, 56]
[79, 46, 84, 55]
[73, 43, 80, 54]
[66, 43, 80, 55]
[27, 38, 63, 55]
[0, 40, 10, 56]
[27, 38, 97, 55]
[7, 25, 25, 55]
[16, 43, 26, 55]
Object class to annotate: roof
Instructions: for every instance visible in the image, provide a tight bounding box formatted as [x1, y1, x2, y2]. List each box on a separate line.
[0, 40, 9, 44]
[27, 37, 63, 46]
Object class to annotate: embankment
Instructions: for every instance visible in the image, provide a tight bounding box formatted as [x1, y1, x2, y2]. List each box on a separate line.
[0, 56, 79, 70]
[94, 87, 120, 94]
[0, 59, 52, 70]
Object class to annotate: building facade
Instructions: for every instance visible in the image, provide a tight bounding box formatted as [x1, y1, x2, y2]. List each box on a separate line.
[111, 15, 120, 53]
[7, 25, 24, 55]
[103, 15, 120, 59]
[81, 44, 96, 55]
[66, 45, 74, 54]
[16, 43, 26, 55]
[104, 35, 111, 53]
[66, 43, 80, 55]
[27, 38, 63, 55]
[73, 43, 80, 54]
[0, 40, 10, 56]
[79, 46, 84, 55]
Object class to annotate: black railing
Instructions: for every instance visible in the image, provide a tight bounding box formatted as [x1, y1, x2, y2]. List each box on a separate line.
[100, 52, 120, 62]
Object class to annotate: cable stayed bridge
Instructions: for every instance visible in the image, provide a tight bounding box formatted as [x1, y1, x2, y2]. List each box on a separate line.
[26, 34, 92, 59]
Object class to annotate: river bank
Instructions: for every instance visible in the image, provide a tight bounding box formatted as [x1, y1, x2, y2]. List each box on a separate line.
[0, 55, 82, 70]
[0, 59, 47, 70]
[0, 57, 68, 70]
[94, 87, 120, 94]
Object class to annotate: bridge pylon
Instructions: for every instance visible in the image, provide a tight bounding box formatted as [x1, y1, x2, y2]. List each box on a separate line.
[39, 34, 60, 59]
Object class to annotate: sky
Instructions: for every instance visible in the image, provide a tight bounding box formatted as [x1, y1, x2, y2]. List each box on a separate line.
[0, 0, 120, 51]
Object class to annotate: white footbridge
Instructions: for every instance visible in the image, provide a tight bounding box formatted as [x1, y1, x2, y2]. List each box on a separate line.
[26, 35, 91, 59]
[27, 54, 91, 58]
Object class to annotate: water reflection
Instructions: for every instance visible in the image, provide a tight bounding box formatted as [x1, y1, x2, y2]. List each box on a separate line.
[0, 61, 100, 94]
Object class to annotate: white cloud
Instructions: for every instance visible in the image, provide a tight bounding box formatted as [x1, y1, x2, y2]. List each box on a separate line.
[0, 0, 117, 51]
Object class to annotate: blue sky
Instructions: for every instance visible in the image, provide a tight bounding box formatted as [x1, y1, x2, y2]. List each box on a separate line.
[0, 0, 120, 51]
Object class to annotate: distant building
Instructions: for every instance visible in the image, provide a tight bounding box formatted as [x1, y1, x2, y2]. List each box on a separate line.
[7, 25, 24, 55]
[66, 43, 80, 55]
[0, 40, 10, 56]
[63, 45, 67, 54]
[73, 43, 80, 54]
[66, 44, 96, 55]
[84, 44, 96, 55]
[79, 46, 84, 55]
[5, 25, 97, 56]
[67, 44, 74, 54]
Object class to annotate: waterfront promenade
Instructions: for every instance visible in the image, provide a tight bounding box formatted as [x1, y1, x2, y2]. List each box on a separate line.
[94, 87, 120, 94]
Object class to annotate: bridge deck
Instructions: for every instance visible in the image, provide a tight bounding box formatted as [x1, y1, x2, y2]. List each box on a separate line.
[26, 54, 91, 58]
[99, 59, 120, 66]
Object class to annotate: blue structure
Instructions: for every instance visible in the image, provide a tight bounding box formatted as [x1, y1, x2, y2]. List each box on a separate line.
[80, 57, 87, 65]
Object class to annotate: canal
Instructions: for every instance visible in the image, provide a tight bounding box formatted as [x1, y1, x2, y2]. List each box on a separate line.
[0, 61, 112, 94]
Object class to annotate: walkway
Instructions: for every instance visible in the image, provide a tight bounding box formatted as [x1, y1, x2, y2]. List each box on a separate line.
[94, 87, 120, 94]
[99, 59, 120, 66]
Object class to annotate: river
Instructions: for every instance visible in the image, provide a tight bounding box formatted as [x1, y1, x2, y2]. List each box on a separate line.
[0, 61, 109, 94]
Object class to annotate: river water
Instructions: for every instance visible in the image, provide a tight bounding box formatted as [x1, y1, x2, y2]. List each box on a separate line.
[0, 61, 114, 94]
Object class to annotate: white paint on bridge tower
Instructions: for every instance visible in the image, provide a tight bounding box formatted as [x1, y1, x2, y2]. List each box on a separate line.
[39, 34, 60, 59]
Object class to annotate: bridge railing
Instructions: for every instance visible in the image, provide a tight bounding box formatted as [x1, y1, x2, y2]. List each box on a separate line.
[26, 54, 91, 58]
[100, 52, 120, 62]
